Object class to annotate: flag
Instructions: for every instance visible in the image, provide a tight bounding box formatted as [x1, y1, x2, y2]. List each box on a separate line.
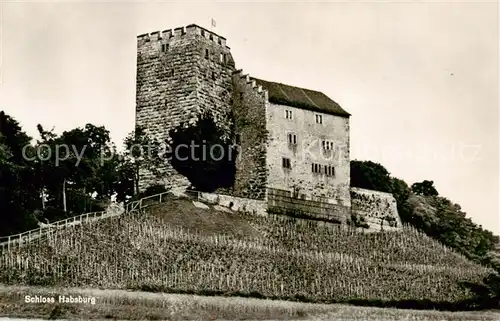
[211, 18, 216, 27]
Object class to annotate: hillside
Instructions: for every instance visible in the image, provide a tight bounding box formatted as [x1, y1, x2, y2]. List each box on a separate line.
[0, 191, 494, 310]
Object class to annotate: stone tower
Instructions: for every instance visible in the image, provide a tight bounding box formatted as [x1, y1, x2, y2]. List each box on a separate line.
[136, 24, 236, 191]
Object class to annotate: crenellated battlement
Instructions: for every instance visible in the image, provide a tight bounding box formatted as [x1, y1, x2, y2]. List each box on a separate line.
[137, 24, 228, 48]
[232, 69, 268, 100]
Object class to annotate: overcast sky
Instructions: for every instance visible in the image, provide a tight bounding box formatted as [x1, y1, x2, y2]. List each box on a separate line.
[0, 1, 498, 234]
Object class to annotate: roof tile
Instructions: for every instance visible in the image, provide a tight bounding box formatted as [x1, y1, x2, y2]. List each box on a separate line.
[253, 78, 350, 118]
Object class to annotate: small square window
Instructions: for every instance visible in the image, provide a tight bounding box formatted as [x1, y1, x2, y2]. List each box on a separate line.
[161, 43, 169, 52]
[285, 110, 293, 120]
[316, 114, 323, 124]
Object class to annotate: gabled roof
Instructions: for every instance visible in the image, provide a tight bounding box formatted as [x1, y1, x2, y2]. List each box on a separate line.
[253, 78, 351, 118]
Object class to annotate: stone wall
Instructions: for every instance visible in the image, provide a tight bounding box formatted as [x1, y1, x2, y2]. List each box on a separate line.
[223, 70, 269, 200]
[265, 103, 351, 207]
[198, 192, 267, 216]
[267, 188, 350, 223]
[136, 24, 235, 192]
[350, 187, 401, 230]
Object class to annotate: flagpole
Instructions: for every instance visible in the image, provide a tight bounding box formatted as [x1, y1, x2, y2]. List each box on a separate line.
[210, 18, 216, 32]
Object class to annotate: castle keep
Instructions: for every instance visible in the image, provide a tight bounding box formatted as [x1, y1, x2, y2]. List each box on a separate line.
[136, 24, 399, 227]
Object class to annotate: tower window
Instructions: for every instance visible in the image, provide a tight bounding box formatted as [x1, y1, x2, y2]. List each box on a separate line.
[326, 166, 335, 176]
[315, 114, 323, 124]
[285, 110, 293, 120]
[205, 49, 209, 59]
[282, 157, 291, 169]
[287, 133, 297, 145]
[161, 43, 169, 52]
[212, 71, 216, 80]
[220, 53, 224, 63]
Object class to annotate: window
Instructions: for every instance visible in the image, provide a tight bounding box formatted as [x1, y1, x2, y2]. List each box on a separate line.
[205, 49, 209, 59]
[212, 71, 216, 80]
[311, 163, 333, 175]
[161, 43, 169, 52]
[315, 114, 323, 124]
[235, 134, 241, 144]
[322, 140, 333, 150]
[220, 53, 225, 63]
[285, 110, 293, 120]
[326, 166, 335, 177]
[312, 163, 322, 174]
[287, 133, 297, 145]
[282, 157, 291, 169]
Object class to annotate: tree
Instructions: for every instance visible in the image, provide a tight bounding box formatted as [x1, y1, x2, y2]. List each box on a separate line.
[165, 112, 238, 192]
[35, 123, 114, 217]
[122, 126, 163, 198]
[350, 160, 392, 193]
[411, 180, 439, 196]
[389, 177, 412, 222]
[0, 111, 40, 236]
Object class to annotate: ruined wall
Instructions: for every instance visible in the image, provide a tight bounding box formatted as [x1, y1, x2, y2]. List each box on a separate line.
[136, 24, 235, 192]
[266, 103, 351, 207]
[198, 192, 267, 216]
[222, 70, 268, 200]
[350, 187, 401, 230]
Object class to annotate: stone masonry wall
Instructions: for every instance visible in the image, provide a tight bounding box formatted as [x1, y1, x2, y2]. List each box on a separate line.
[350, 187, 401, 230]
[266, 103, 351, 207]
[267, 188, 349, 223]
[221, 70, 268, 200]
[136, 25, 235, 192]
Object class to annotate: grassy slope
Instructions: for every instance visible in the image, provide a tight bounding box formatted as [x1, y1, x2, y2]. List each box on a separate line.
[0, 193, 495, 309]
[1, 286, 499, 320]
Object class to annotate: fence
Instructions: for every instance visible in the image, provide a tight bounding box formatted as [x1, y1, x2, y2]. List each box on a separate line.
[0, 187, 367, 252]
[0, 188, 204, 252]
[0, 210, 109, 252]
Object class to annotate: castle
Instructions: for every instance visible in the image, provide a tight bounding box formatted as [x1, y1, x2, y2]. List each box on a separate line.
[136, 24, 399, 228]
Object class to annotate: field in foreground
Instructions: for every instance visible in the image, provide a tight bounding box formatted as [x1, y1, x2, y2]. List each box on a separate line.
[0, 285, 499, 320]
[0, 193, 496, 310]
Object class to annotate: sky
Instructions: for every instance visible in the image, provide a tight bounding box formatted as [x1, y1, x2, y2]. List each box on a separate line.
[0, 1, 498, 234]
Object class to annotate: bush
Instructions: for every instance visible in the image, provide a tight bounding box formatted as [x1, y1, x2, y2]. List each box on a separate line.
[350, 213, 369, 229]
